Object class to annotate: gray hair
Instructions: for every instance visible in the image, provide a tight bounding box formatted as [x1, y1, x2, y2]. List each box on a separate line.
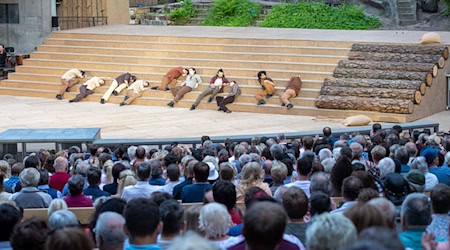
[350, 142, 363, 159]
[306, 213, 357, 250]
[0, 160, 10, 179]
[54, 156, 69, 171]
[203, 140, 214, 150]
[167, 232, 215, 250]
[310, 172, 331, 195]
[410, 156, 428, 174]
[234, 144, 245, 159]
[389, 144, 400, 158]
[270, 144, 284, 159]
[334, 140, 349, 148]
[445, 152, 450, 167]
[371, 145, 386, 162]
[75, 161, 89, 177]
[249, 153, 261, 163]
[19, 168, 40, 187]
[405, 142, 418, 158]
[401, 193, 432, 228]
[318, 148, 332, 162]
[332, 147, 342, 160]
[239, 154, 252, 168]
[181, 155, 195, 168]
[368, 197, 397, 228]
[48, 210, 79, 230]
[321, 158, 336, 173]
[95, 212, 127, 248]
[48, 199, 68, 216]
[378, 158, 395, 179]
[199, 203, 232, 239]
[353, 135, 366, 148]
[127, 146, 137, 161]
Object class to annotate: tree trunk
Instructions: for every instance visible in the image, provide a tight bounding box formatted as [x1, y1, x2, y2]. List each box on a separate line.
[351, 44, 448, 59]
[323, 78, 427, 95]
[338, 60, 438, 74]
[348, 51, 443, 64]
[320, 86, 422, 104]
[315, 95, 414, 114]
[333, 68, 433, 86]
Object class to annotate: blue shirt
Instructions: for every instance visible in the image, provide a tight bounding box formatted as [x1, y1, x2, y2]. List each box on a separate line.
[83, 185, 110, 201]
[400, 228, 426, 250]
[149, 178, 166, 186]
[401, 164, 411, 174]
[125, 244, 161, 250]
[228, 224, 243, 236]
[4, 176, 19, 192]
[103, 182, 118, 195]
[428, 166, 450, 185]
[181, 183, 212, 203]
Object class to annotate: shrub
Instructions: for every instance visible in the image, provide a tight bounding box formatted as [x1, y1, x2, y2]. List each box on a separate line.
[169, 0, 197, 25]
[260, 2, 381, 30]
[202, 0, 261, 27]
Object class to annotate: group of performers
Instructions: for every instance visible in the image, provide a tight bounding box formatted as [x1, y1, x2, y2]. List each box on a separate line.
[56, 67, 302, 113]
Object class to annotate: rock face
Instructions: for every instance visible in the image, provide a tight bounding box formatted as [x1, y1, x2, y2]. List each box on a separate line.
[418, 0, 439, 13]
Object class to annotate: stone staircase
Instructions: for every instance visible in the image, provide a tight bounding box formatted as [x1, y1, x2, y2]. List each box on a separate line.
[0, 31, 429, 123]
[188, 1, 212, 25]
[397, 0, 417, 26]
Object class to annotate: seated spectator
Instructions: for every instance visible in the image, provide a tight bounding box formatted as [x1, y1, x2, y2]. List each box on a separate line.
[49, 156, 71, 192]
[161, 164, 181, 195]
[199, 203, 237, 249]
[310, 172, 332, 196]
[330, 149, 353, 196]
[167, 232, 214, 250]
[309, 191, 332, 216]
[3, 162, 23, 192]
[45, 227, 93, 250]
[63, 174, 93, 208]
[84, 167, 110, 201]
[116, 170, 137, 198]
[400, 193, 432, 250]
[149, 160, 166, 186]
[158, 200, 184, 249]
[358, 227, 405, 250]
[10, 217, 50, 250]
[410, 156, 438, 191]
[282, 186, 309, 244]
[123, 198, 161, 250]
[383, 173, 410, 207]
[0, 175, 12, 204]
[0, 203, 22, 249]
[421, 146, 450, 186]
[181, 162, 212, 203]
[262, 160, 273, 184]
[103, 163, 126, 195]
[219, 162, 236, 183]
[122, 162, 162, 202]
[48, 210, 79, 230]
[173, 160, 197, 200]
[306, 213, 357, 250]
[405, 170, 426, 193]
[427, 184, 450, 242]
[95, 212, 127, 250]
[270, 162, 288, 194]
[48, 198, 68, 216]
[37, 169, 62, 199]
[284, 157, 312, 198]
[367, 197, 397, 229]
[228, 201, 304, 250]
[62, 161, 89, 196]
[344, 202, 388, 233]
[212, 180, 242, 225]
[395, 146, 410, 173]
[203, 156, 219, 183]
[331, 176, 363, 214]
[184, 204, 204, 236]
[10, 168, 52, 208]
[236, 162, 271, 202]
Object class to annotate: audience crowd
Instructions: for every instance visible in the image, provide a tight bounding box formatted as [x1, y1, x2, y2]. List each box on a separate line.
[0, 124, 450, 250]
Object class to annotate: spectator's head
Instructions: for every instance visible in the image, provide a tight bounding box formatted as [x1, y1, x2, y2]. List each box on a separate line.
[185, 159, 198, 178]
[19, 167, 40, 187]
[420, 146, 440, 166]
[405, 170, 425, 193]
[164, 153, 179, 167]
[297, 156, 313, 177]
[306, 213, 357, 250]
[378, 157, 395, 179]
[159, 200, 184, 237]
[135, 146, 146, 160]
[410, 156, 428, 174]
[302, 136, 314, 150]
[38, 169, 50, 186]
[0, 203, 22, 242]
[368, 197, 399, 229]
[282, 186, 308, 221]
[11, 217, 50, 250]
[75, 161, 89, 177]
[25, 155, 40, 169]
[67, 174, 85, 196]
[111, 163, 126, 183]
[136, 161, 151, 181]
[242, 202, 287, 250]
[148, 160, 163, 179]
[310, 172, 331, 195]
[430, 184, 450, 214]
[401, 193, 431, 231]
[234, 144, 245, 159]
[193, 162, 209, 182]
[219, 162, 236, 181]
[309, 191, 331, 216]
[166, 164, 180, 182]
[184, 204, 204, 236]
[321, 158, 336, 173]
[394, 146, 409, 165]
[269, 144, 284, 161]
[48, 210, 79, 230]
[240, 162, 263, 185]
[54, 156, 68, 173]
[350, 142, 363, 159]
[383, 173, 410, 206]
[405, 142, 418, 158]
[212, 180, 236, 210]
[11, 162, 24, 177]
[262, 160, 272, 176]
[45, 227, 93, 250]
[48, 199, 68, 216]
[330, 151, 353, 195]
[270, 162, 287, 185]
[124, 198, 161, 244]
[87, 167, 101, 186]
[95, 212, 126, 250]
[199, 203, 232, 240]
[344, 203, 387, 233]
[322, 126, 332, 137]
[342, 176, 363, 201]
[370, 146, 386, 164]
[166, 232, 214, 250]
[358, 227, 405, 250]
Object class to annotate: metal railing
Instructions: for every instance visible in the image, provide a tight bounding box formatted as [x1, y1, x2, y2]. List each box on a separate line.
[58, 16, 108, 30]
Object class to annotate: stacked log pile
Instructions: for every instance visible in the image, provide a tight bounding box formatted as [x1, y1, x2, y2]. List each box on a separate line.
[316, 44, 448, 114]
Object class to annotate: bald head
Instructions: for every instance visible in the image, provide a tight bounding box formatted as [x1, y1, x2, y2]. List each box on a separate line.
[54, 157, 68, 172]
[405, 142, 417, 158]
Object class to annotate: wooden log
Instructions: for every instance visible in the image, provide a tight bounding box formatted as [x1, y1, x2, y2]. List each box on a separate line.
[320, 86, 422, 104]
[323, 78, 427, 95]
[348, 51, 443, 64]
[315, 95, 414, 114]
[351, 44, 449, 59]
[438, 57, 445, 69]
[333, 68, 433, 86]
[338, 60, 438, 74]
[432, 64, 438, 77]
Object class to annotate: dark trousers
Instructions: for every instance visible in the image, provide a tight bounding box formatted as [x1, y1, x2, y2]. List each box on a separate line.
[216, 96, 235, 111]
[70, 85, 93, 102]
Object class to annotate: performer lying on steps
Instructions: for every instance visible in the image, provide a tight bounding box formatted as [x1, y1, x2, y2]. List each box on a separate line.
[279, 75, 302, 110]
[255, 71, 276, 106]
[119, 80, 150, 106]
[216, 81, 241, 114]
[151, 66, 188, 91]
[190, 69, 229, 111]
[167, 68, 202, 108]
[69, 77, 105, 103]
[56, 68, 86, 100]
[100, 72, 136, 104]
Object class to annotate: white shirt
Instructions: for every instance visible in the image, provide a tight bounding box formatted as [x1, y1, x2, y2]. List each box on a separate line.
[121, 181, 162, 202]
[161, 181, 182, 195]
[424, 172, 439, 191]
[331, 200, 358, 214]
[284, 180, 311, 198]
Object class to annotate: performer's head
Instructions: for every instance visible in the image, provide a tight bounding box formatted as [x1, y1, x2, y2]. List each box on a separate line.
[188, 68, 196, 75]
[217, 69, 224, 78]
[99, 79, 105, 85]
[257, 71, 267, 80]
[144, 81, 150, 87]
[130, 75, 137, 83]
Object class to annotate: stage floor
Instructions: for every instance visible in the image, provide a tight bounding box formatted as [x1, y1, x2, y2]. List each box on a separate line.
[1, 95, 449, 139]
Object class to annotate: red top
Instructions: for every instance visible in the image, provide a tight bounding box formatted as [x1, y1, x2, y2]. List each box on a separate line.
[229, 208, 242, 225]
[63, 194, 93, 208]
[164, 66, 184, 80]
[49, 172, 71, 192]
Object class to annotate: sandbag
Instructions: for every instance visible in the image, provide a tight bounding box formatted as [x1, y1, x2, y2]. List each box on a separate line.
[342, 115, 372, 126]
